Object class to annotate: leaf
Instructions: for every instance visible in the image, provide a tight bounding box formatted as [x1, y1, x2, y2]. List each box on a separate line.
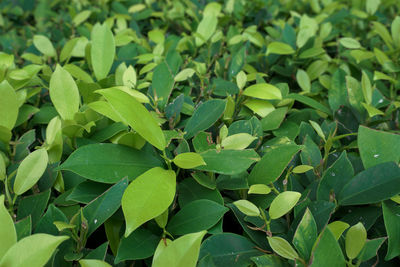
[221, 133, 257, 150]
[244, 99, 275, 117]
[49, 64, 80, 121]
[327, 221, 350, 240]
[286, 93, 331, 114]
[243, 83, 282, 100]
[361, 71, 372, 104]
[309, 228, 346, 267]
[115, 228, 159, 263]
[167, 199, 228, 235]
[266, 42, 295, 55]
[152, 231, 207, 267]
[359, 237, 386, 261]
[248, 184, 271, 195]
[14, 148, 48, 195]
[296, 69, 311, 92]
[292, 165, 313, 174]
[345, 222, 367, 259]
[79, 259, 111, 267]
[328, 69, 348, 112]
[33, 35, 56, 57]
[269, 191, 301, 219]
[0, 80, 18, 130]
[91, 23, 115, 80]
[122, 65, 137, 88]
[195, 149, 259, 175]
[173, 152, 206, 169]
[339, 38, 361, 49]
[57, 143, 161, 183]
[0, 195, 17, 259]
[175, 68, 196, 82]
[122, 167, 176, 237]
[97, 88, 166, 150]
[358, 126, 400, 169]
[152, 61, 175, 107]
[233, 200, 260, 217]
[248, 144, 302, 185]
[267, 237, 299, 260]
[83, 178, 129, 236]
[293, 208, 317, 261]
[199, 233, 263, 266]
[195, 3, 221, 46]
[382, 201, 400, 260]
[338, 162, 400, 205]
[0, 234, 68, 267]
[392, 16, 400, 47]
[261, 107, 287, 131]
[309, 120, 326, 141]
[184, 99, 226, 139]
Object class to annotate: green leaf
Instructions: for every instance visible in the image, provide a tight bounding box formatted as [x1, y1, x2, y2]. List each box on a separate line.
[359, 237, 386, 261]
[358, 126, 400, 169]
[221, 133, 257, 150]
[248, 184, 271, 195]
[14, 148, 48, 195]
[97, 88, 166, 150]
[261, 107, 287, 131]
[327, 221, 350, 240]
[33, 35, 56, 57]
[339, 162, 400, 205]
[152, 61, 175, 107]
[248, 144, 301, 185]
[0, 195, 16, 259]
[309, 228, 346, 267]
[167, 199, 228, 235]
[79, 259, 111, 267]
[200, 233, 263, 266]
[345, 222, 367, 259]
[266, 42, 295, 55]
[0, 156, 5, 181]
[173, 152, 206, 169]
[269, 191, 301, 219]
[57, 143, 161, 183]
[122, 65, 137, 88]
[286, 93, 331, 114]
[0, 234, 68, 267]
[309, 120, 326, 142]
[233, 200, 260, 217]
[292, 165, 313, 174]
[175, 68, 196, 82]
[293, 208, 317, 261]
[296, 69, 311, 92]
[243, 83, 282, 100]
[339, 38, 361, 49]
[0, 80, 19, 130]
[72, 10, 91, 26]
[267, 236, 299, 260]
[392, 16, 400, 47]
[152, 231, 207, 267]
[382, 201, 400, 260]
[122, 167, 176, 237]
[361, 71, 372, 104]
[49, 65, 80, 121]
[195, 3, 221, 46]
[91, 23, 115, 80]
[195, 149, 259, 175]
[328, 69, 348, 112]
[184, 99, 226, 139]
[244, 99, 275, 117]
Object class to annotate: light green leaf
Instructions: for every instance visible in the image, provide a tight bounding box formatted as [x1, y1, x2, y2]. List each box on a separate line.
[269, 191, 301, 219]
[309, 120, 326, 142]
[0, 80, 18, 130]
[327, 221, 350, 240]
[361, 71, 372, 105]
[362, 103, 384, 118]
[73, 10, 91, 26]
[248, 184, 271, 195]
[292, 165, 314, 174]
[0, 234, 68, 267]
[79, 259, 111, 267]
[49, 64, 80, 121]
[174, 68, 196, 82]
[345, 222, 367, 259]
[153, 231, 206, 267]
[33, 35, 56, 57]
[0, 156, 5, 181]
[392, 16, 400, 48]
[266, 42, 295, 55]
[267, 237, 299, 260]
[14, 148, 48, 195]
[221, 133, 257, 150]
[53, 221, 76, 232]
[296, 69, 311, 92]
[173, 152, 206, 169]
[122, 167, 176, 237]
[195, 3, 221, 46]
[310, 228, 346, 267]
[97, 88, 166, 150]
[293, 208, 317, 261]
[0, 195, 16, 259]
[91, 23, 116, 80]
[244, 99, 275, 117]
[339, 38, 361, 49]
[236, 71, 247, 89]
[243, 83, 282, 100]
[122, 65, 137, 88]
[233, 200, 260, 217]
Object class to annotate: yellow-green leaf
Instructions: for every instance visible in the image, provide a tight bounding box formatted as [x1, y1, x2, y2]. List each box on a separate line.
[345, 222, 367, 259]
[267, 236, 299, 260]
[292, 165, 314, 174]
[0, 195, 16, 259]
[327, 221, 350, 240]
[269, 191, 301, 219]
[173, 152, 206, 169]
[0, 80, 18, 130]
[248, 184, 271, 195]
[33, 35, 56, 57]
[221, 133, 257, 150]
[233, 200, 260, 217]
[266, 42, 295, 55]
[91, 23, 115, 80]
[243, 83, 282, 100]
[79, 259, 111, 267]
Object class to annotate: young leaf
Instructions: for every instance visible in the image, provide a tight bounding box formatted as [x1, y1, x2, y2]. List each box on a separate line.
[327, 221, 350, 240]
[293, 208, 317, 261]
[152, 231, 206, 267]
[91, 23, 115, 80]
[269, 191, 301, 219]
[49, 65, 80, 121]
[122, 65, 137, 88]
[309, 228, 346, 267]
[0, 234, 68, 267]
[233, 200, 260, 217]
[292, 165, 313, 174]
[248, 184, 271, 195]
[174, 68, 195, 82]
[0, 80, 19, 130]
[97, 89, 166, 150]
[33, 35, 56, 57]
[339, 38, 361, 49]
[14, 148, 48, 195]
[122, 167, 176, 237]
[267, 237, 299, 260]
[173, 152, 206, 169]
[296, 69, 311, 92]
[266, 42, 295, 55]
[243, 83, 282, 100]
[0, 195, 17, 259]
[79, 259, 111, 267]
[345, 222, 367, 259]
[221, 133, 257, 150]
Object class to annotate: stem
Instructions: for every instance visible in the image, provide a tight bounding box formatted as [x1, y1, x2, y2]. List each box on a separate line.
[162, 150, 172, 170]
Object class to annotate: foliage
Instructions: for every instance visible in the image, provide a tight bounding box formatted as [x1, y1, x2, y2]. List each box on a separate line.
[1, 0, 400, 266]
